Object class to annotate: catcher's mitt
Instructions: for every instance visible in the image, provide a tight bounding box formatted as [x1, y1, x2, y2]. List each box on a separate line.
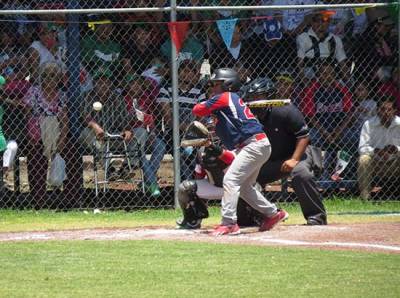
[181, 121, 209, 147]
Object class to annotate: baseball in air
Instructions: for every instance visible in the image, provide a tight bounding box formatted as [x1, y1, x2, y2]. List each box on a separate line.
[93, 101, 103, 111]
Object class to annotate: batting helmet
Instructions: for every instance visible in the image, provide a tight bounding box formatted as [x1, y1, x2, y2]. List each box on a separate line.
[244, 77, 276, 100]
[210, 68, 241, 92]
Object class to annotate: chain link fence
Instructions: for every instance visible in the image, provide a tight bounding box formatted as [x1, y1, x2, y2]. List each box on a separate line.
[0, 1, 398, 210]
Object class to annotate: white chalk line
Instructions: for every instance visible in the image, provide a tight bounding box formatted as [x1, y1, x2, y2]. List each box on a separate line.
[243, 236, 400, 252]
[1, 229, 400, 252]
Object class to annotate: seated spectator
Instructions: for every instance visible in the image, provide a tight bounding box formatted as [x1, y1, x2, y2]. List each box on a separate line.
[341, 81, 377, 147]
[28, 23, 66, 82]
[124, 74, 164, 197]
[274, 69, 302, 106]
[353, 7, 397, 83]
[80, 68, 139, 181]
[301, 62, 353, 180]
[2, 0, 34, 48]
[22, 62, 69, 208]
[0, 26, 24, 80]
[378, 67, 400, 113]
[161, 24, 204, 64]
[328, 1, 371, 39]
[0, 78, 18, 187]
[120, 24, 165, 79]
[296, 10, 348, 82]
[358, 98, 400, 200]
[157, 59, 206, 180]
[81, 19, 121, 80]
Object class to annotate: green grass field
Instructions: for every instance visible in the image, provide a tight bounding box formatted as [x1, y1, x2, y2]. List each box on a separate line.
[0, 199, 399, 297]
[0, 198, 399, 232]
[0, 241, 399, 298]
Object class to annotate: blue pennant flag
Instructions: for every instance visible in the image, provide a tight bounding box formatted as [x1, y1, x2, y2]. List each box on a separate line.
[216, 18, 238, 50]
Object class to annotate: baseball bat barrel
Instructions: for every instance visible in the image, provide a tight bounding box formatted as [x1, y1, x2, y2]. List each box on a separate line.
[245, 99, 291, 108]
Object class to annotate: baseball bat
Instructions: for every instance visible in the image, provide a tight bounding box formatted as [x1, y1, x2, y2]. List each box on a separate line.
[245, 99, 291, 108]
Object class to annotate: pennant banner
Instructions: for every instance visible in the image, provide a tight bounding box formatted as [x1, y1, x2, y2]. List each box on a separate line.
[216, 18, 238, 50]
[168, 21, 190, 55]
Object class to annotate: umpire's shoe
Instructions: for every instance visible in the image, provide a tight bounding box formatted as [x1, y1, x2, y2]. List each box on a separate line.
[176, 218, 202, 230]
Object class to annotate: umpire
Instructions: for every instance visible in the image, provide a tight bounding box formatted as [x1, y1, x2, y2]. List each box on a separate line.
[245, 78, 327, 225]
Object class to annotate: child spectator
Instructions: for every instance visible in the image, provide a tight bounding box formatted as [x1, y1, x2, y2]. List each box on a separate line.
[301, 62, 353, 180]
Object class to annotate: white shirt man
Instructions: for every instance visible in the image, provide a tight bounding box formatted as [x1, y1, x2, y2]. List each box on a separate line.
[296, 28, 347, 64]
[357, 100, 400, 200]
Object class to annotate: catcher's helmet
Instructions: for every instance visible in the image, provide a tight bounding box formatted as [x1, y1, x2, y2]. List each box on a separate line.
[210, 68, 241, 92]
[244, 77, 276, 100]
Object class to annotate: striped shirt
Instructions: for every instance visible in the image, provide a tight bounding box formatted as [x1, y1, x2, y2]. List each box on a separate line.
[157, 84, 206, 126]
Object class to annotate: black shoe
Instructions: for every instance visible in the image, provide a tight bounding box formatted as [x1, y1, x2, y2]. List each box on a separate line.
[176, 218, 201, 229]
[306, 215, 327, 226]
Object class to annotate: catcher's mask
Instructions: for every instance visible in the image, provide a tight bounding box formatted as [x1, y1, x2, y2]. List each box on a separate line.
[244, 77, 276, 101]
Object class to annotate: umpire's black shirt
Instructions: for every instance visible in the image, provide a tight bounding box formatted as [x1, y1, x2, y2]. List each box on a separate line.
[259, 104, 309, 161]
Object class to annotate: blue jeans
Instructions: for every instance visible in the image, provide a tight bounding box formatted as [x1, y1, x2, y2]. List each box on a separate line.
[141, 135, 166, 185]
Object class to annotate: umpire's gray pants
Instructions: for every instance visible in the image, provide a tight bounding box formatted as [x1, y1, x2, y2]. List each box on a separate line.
[257, 146, 326, 221]
[221, 138, 277, 225]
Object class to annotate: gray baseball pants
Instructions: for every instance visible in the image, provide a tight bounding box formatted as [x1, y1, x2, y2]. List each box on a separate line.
[221, 137, 277, 225]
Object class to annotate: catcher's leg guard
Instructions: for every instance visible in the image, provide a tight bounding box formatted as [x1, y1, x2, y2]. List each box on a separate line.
[177, 180, 209, 229]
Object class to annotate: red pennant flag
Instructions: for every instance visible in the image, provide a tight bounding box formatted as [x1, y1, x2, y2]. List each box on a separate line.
[168, 21, 190, 54]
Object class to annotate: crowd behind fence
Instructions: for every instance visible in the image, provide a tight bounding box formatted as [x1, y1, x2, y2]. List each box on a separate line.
[0, 1, 398, 210]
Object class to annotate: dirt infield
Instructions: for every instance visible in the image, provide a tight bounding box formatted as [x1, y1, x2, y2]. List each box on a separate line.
[0, 222, 399, 254]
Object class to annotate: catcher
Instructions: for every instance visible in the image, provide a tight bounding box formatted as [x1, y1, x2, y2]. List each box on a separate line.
[177, 120, 264, 229]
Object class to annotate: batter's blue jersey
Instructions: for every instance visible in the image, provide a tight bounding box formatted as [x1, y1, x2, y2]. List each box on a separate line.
[192, 92, 265, 150]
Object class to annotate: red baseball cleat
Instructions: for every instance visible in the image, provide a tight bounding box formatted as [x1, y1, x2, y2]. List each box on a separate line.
[211, 224, 240, 236]
[259, 209, 289, 232]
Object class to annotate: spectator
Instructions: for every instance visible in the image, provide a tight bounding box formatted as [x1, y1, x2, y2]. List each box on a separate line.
[358, 98, 400, 200]
[2, 0, 34, 48]
[340, 81, 377, 150]
[0, 78, 18, 188]
[22, 62, 69, 208]
[378, 67, 400, 113]
[124, 74, 164, 197]
[81, 19, 121, 79]
[301, 62, 353, 180]
[80, 68, 138, 181]
[28, 23, 66, 82]
[0, 27, 23, 80]
[327, 1, 371, 39]
[353, 7, 397, 83]
[157, 60, 206, 180]
[296, 10, 348, 81]
[274, 69, 303, 107]
[120, 24, 165, 79]
[161, 25, 204, 64]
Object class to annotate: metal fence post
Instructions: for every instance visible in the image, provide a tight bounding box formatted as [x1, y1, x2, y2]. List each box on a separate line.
[170, 0, 181, 209]
[66, 0, 81, 141]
